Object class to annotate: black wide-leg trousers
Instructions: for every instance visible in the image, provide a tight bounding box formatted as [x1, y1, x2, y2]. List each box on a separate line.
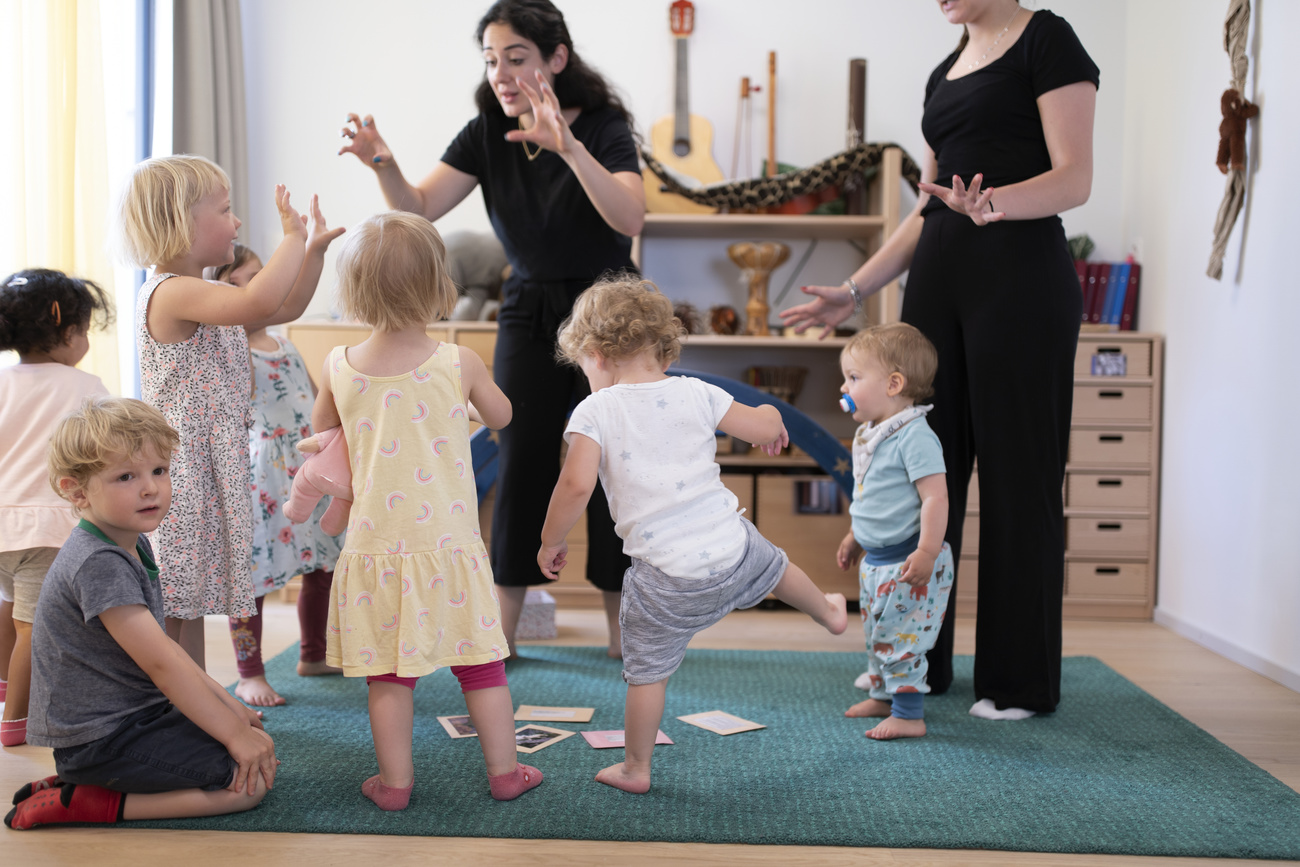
[901, 209, 1081, 713]
[489, 280, 629, 590]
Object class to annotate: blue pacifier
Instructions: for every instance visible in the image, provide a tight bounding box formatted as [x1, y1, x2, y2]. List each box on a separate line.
[839, 394, 856, 414]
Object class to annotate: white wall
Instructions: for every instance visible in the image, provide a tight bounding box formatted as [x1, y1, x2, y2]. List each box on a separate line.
[239, 0, 1127, 317]
[1124, 0, 1300, 688]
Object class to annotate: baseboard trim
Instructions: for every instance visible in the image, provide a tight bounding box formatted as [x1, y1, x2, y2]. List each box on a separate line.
[1154, 607, 1300, 694]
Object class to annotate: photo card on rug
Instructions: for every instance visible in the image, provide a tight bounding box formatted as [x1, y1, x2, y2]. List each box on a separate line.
[581, 729, 674, 749]
[678, 710, 766, 735]
[514, 705, 595, 723]
[437, 714, 478, 739]
[514, 724, 577, 754]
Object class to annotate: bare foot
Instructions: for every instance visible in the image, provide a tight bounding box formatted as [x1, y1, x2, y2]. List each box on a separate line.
[822, 593, 849, 635]
[235, 676, 286, 707]
[595, 761, 651, 794]
[297, 659, 343, 677]
[866, 716, 927, 740]
[845, 698, 892, 718]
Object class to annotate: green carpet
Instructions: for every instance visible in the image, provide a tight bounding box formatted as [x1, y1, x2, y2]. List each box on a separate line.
[137, 645, 1300, 859]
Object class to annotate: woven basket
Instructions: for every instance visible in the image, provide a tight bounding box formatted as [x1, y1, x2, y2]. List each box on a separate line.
[745, 366, 808, 406]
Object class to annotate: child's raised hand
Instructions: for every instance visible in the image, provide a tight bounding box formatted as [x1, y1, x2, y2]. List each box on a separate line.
[304, 194, 346, 254]
[274, 184, 308, 240]
[537, 542, 568, 581]
[228, 725, 278, 796]
[339, 113, 393, 167]
[899, 547, 938, 587]
[836, 531, 863, 572]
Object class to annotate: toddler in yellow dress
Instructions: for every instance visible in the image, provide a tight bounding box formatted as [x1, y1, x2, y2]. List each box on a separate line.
[311, 211, 538, 810]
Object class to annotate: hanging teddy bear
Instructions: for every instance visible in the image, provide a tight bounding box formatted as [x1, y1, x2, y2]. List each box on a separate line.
[1216, 88, 1258, 174]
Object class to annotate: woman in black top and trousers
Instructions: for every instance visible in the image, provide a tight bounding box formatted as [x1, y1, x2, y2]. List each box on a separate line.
[339, 0, 643, 656]
[782, 0, 1098, 718]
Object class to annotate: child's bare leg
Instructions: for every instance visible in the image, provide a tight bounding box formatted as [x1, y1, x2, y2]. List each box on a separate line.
[0, 599, 15, 682]
[166, 617, 206, 669]
[601, 590, 623, 659]
[769, 562, 848, 635]
[1, 619, 32, 744]
[122, 775, 268, 819]
[496, 584, 527, 653]
[596, 679, 666, 794]
[368, 681, 415, 787]
[845, 698, 892, 718]
[463, 684, 518, 776]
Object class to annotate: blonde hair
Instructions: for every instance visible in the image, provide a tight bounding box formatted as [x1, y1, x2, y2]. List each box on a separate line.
[116, 154, 231, 268]
[336, 211, 456, 330]
[843, 322, 938, 401]
[556, 276, 683, 367]
[48, 397, 181, 497]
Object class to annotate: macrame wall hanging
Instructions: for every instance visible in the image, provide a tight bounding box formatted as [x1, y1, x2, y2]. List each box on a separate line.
[1207, 0, 1259, 280]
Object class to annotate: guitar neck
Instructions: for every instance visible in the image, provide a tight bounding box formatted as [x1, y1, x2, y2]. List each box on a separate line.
[673, 37, 691, 157]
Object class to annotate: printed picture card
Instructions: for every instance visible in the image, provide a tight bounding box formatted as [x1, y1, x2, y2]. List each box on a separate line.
[677, 710, 766, 735]
[514, 705, 595, 723]
[514, 724, 577, 754]
[580, 729, 674, 749]
[437, 715, 478, 739]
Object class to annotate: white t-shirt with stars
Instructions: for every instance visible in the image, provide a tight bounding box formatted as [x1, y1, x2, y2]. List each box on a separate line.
[565, 376, 745, 579]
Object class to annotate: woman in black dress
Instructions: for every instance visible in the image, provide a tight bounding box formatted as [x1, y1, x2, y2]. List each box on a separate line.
[339, 0, 643, 656]
[782, 0, 1098, 718]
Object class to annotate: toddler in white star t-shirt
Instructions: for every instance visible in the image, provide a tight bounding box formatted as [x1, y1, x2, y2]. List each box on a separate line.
[537, 276, 847, 796]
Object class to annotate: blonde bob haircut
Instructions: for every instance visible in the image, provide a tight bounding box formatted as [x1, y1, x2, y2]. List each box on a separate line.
[48, 396, 181, 497]
[843, 322, 939, 402]
[116, 154, 231, 268]
[557, 275, 684, 367]
[336, 211, 456, 330]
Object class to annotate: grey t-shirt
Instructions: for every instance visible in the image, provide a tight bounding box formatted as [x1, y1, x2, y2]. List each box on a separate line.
[27, 522, 169, 749]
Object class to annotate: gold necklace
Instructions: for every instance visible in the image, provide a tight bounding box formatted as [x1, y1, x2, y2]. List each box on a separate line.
[518, 118, 541, 161]
[967, 4, 1021, 70]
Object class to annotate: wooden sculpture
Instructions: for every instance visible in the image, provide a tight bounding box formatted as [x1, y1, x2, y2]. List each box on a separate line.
[728, 241, 789, 336]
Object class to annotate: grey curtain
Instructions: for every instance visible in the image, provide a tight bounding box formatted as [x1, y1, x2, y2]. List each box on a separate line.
[172, 0, 248, 217]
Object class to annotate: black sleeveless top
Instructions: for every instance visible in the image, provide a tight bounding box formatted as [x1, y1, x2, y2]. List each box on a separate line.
[920, 10, 1099, 217]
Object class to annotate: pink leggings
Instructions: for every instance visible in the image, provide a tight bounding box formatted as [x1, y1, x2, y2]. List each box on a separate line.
[366, 659, 507, 693]
[228, 569, 333, 678]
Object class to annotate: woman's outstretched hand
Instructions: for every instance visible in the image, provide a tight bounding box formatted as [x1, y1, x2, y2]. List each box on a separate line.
[339, 113, 393, 168]
[918, 172, 1004, 226]
[505, 71, 576, 156]
[778, 284, 856, 339]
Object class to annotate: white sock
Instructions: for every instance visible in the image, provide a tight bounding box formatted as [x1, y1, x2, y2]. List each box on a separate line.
[853, 671, 874, 690]
[968, 698, 1036, 721]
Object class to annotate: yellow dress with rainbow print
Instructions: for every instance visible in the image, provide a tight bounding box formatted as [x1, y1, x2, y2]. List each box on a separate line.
[325, 342, 508, 678]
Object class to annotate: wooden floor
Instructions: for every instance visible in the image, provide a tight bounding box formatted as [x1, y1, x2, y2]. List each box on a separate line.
[3, 602, 1298, 866]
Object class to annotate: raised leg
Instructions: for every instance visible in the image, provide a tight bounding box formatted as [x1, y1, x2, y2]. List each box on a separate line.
[769, 562, 848, 635]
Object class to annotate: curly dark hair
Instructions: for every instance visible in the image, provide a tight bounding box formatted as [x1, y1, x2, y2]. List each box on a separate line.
[473, 0, 636, 134]
[0, 268, 114, 356]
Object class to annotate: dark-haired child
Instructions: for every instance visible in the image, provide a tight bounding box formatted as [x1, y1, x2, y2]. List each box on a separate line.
[0, 269, 112, 746]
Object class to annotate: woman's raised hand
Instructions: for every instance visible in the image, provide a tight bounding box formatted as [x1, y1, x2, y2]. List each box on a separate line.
[505, 70, 575, 156]
[274, 185, 307, 239]
[339, 113, 393, 168]
[918, 172, 1004, 226]
[778, 284, 856, 339]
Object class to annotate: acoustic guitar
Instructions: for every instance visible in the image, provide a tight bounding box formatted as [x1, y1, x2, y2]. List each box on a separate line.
[643, 0, 724, 215]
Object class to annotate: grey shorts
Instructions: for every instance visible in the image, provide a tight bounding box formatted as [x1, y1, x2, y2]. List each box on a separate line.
[53, 702, 237, 794]
[0, 547, 59, 621]
[620, 517, 788, 686]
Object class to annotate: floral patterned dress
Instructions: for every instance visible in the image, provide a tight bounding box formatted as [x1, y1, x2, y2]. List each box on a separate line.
[248, 335, 343, 597]
[136, 273, 255, 619]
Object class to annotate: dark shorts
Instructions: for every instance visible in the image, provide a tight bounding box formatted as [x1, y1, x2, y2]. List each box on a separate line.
[52, 702, 237, 793]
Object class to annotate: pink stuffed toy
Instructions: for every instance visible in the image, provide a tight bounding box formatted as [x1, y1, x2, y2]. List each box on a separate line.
[284, 426, 353, 536]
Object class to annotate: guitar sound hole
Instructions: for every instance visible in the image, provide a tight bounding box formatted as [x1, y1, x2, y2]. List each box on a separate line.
[674, 140, 691, 157]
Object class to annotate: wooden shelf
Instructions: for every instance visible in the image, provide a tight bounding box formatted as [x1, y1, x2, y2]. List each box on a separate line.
[717, 453, 820, 468]
[642, 213, 887, 240]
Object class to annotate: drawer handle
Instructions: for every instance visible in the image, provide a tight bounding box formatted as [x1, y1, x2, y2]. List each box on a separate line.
[1098, 390, 1124, 399]
[1098, 434, 1124, 442]
[1094, 567, 1121, 575]
[1097, 523, 1122, 531]
[1097, 478, 1123, 487]
[1096, 347, 1122, 355]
